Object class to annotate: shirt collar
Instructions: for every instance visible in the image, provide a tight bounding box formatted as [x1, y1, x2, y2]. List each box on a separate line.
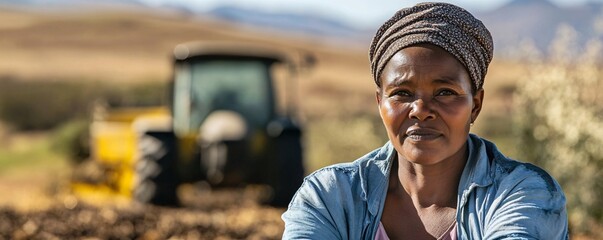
[458, 134, 494, 206]
[361, 134, 496, 215]
[359, 141, 394, 216]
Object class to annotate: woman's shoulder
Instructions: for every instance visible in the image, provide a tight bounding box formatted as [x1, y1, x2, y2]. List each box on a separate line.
[475, 137, 558, 190]
[481, 139, 565, 200]
[301, 162, 361, 190]
[286, 163, 361, 213]
[492, 154, 562, 194]
[290, 143, 391, 205]
[302, 154, 381, 187]
[497, 158, 562, 193]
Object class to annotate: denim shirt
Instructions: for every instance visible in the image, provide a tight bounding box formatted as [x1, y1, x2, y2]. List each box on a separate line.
[282, 134, 568, 239]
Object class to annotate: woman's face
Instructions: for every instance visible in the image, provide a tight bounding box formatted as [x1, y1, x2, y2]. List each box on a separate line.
[376, 44, 483, 165]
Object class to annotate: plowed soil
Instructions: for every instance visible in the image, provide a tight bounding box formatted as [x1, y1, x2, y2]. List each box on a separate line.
[0, 186, 286, 240]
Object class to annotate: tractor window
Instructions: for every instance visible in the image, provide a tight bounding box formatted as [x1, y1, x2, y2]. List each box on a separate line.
[187, 59, 273, 131]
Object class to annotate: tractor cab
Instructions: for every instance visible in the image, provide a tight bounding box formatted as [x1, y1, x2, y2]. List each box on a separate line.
[171, 43, 286, 137]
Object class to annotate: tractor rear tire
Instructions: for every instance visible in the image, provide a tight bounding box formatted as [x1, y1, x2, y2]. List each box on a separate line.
[134, 131, 180, 206]
[270, 131, 305, 207]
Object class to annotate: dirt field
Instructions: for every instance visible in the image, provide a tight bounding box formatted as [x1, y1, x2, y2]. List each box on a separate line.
[0, 186, 286, 240]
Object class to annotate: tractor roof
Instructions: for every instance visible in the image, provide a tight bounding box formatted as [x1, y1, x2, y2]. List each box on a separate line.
[173, 41, 291, 63]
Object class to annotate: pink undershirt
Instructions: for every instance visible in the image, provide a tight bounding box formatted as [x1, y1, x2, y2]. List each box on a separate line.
[375, 221, 457, 240]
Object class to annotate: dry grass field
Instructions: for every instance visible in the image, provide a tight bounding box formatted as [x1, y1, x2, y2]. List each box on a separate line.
[0, 5, 598, 239]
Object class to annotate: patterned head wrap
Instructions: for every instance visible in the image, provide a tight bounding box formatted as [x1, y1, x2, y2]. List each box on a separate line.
[369, 2, 493, 92]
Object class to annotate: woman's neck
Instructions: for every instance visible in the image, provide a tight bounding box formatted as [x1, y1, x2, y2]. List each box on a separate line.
[393, 145, 468, 208]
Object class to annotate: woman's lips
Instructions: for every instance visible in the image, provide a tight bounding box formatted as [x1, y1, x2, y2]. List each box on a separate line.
[405, 128, 441, 141]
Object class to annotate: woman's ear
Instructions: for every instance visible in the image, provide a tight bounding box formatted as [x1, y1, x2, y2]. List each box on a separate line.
[471, 88, 484, 122]
[376, 89, 382, 105]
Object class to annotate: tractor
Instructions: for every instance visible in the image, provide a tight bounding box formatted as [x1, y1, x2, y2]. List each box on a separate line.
[72, 41, 311, 206]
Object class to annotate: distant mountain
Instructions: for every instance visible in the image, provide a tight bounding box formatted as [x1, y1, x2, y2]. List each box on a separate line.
[477, 0, 603, 57]
[204, 6, 369, 45]
[503, 0, 557, 9]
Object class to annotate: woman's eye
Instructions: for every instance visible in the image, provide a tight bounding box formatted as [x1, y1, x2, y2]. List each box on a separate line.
[436, 89, 457, 96]
[392, 90, 412, 97]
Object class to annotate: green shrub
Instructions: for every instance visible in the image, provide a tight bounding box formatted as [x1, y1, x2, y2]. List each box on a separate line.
[0, 77, 166, 131]
[51, 119, 90, 164]
[513, 25, 603, 236]
[0, 79, 89, 130]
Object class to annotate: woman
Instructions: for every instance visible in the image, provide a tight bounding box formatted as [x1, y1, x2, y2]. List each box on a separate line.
[282, 2, 568, 239]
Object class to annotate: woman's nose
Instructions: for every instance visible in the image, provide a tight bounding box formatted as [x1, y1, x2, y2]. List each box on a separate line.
[409, 98, 436, 121]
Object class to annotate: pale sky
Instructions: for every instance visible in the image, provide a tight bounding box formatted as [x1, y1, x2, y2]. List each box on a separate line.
[139, 0, 603, 28]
